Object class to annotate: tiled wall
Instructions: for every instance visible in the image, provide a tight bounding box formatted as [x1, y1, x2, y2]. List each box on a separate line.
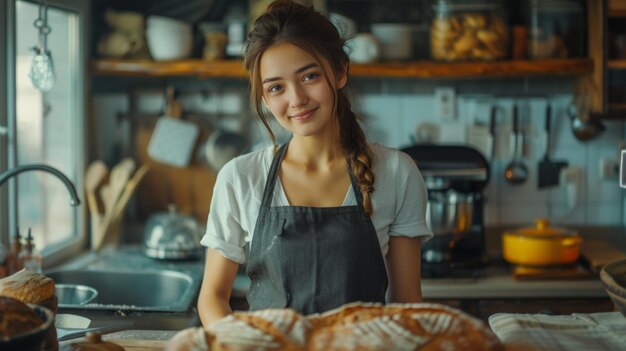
[93, 77, 625, 227]
[349, 79, 625, 227]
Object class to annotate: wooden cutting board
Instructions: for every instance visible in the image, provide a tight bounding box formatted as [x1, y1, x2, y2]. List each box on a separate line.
[580, 240, 626, 274]
[108, 338, 167, 351]
[135, 115, 216, 223]
[512, 264, 594, 280]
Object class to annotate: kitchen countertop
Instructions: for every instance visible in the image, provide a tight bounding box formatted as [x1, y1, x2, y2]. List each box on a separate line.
[425, 225, 626, 299]
[422, 264, 606, 299]
[232, 259, 609, 300]
[230, 225, 625, 300]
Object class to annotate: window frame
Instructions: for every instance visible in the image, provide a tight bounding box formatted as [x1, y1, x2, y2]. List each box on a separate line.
[1, 0, 89, 268]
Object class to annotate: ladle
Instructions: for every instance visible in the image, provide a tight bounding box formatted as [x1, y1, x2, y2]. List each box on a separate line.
[504, 103, 528, 184]
[568, 103, 605, 142]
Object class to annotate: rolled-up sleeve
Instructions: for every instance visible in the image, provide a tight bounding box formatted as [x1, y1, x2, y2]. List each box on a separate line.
[200, 160, 247, 264]
[389, 151, 433, 242]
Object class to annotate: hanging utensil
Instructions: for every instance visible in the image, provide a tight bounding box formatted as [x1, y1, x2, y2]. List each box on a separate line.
[569, 103, 605, 142]
[538, 102, 568, 189]
[570, 82, 605, 141]
[504, 103, 528, 184]
[147, 87, 200, 168]
[487, 104, 497, 160]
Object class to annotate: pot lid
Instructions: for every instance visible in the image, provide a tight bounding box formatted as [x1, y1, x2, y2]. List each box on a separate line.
[509, 218, 578, 238]
[143, 204, 201, 252]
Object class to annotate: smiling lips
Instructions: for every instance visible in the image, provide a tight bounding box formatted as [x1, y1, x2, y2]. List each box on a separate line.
[289, 107, 318, 121]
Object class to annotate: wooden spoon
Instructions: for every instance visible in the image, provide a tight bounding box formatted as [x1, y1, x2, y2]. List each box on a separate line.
[85, 161, 109, 247]
[95, 158, 136, 250]
[102, 163, 153, 248]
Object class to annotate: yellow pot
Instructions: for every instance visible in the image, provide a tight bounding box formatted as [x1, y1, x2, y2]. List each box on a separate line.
[502, 218, 582, 266]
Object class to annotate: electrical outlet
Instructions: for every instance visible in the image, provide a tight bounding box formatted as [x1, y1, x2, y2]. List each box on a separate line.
[435, 87, 456, 121]
[616, 141, 626, 161]
[600, 158, 619, 180]
[560, 166, 582, 210]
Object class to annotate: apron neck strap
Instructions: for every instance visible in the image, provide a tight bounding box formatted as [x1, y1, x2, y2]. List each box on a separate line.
[259, 143, 288, 209]
[346, 160, 365, 208]
[260, 142, 366, 208]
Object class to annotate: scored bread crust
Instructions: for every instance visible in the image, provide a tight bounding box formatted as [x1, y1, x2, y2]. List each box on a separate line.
[208, 308, 310, 351]
[307, 302, 503, 351]
[168, 302, 503, 351]
[0, 269, 55, 304]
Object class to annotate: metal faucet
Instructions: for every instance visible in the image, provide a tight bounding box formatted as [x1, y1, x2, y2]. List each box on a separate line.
[0, 164, 81, 206]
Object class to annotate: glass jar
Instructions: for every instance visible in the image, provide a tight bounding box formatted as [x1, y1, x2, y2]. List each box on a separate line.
[527, 0, 585, 59]
[431, 0, 510, 61]
[199, 22, 227, 61]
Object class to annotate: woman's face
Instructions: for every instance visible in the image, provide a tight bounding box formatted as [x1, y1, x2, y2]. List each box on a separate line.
[260, 42, 346, 138]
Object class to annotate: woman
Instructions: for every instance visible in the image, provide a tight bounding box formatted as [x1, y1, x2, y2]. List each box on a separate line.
[197, 0, 432, 327]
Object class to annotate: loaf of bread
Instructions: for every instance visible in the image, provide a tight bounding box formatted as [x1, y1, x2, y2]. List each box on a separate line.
[0, 269, 59, 351]
[166, 302, 503, 351]
[0, 296, 45, 339]
[0, 269, 55, 304]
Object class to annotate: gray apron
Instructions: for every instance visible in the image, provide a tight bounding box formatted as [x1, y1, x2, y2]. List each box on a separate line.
[245, 143, 388, 314]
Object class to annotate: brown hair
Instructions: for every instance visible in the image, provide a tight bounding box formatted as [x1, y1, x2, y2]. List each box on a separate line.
[244, 0, 375, 214]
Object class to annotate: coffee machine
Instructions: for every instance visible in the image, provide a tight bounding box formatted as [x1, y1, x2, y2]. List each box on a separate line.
[401, 145, 490, 278]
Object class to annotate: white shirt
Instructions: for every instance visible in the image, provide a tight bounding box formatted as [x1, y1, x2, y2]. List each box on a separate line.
[201, 143, 433, 264]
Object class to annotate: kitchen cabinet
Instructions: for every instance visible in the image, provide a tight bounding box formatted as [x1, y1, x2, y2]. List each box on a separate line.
[606, 0, 626, 116]
[422, 272, 614, 322]
[586, 0, 626, 119]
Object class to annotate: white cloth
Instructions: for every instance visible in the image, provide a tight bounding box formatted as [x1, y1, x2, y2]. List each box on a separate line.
[201, 143, 433, 264]
[489, 312, 626, 351]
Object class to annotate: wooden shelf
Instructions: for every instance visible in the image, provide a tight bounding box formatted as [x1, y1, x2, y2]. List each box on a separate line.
[591, 103, 626, 120]
[609, 0, 626, 17]
[609, 103, 626, 110]
[608, 60, 626, 69]
[91, 58, 594, 79]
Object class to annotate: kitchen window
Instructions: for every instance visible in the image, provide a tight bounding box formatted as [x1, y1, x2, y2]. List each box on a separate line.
[1, 0, 88, 267]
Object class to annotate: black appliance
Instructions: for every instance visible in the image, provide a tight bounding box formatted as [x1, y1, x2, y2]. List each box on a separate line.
[401, 145, 490, 278]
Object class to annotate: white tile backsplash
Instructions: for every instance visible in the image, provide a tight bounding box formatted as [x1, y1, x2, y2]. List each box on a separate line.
[93, 81, 626, 227]
[359, 94, 404, 148]
[356, 91, 625, 227]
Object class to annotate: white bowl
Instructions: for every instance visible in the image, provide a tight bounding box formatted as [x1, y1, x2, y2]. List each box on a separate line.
[147, 15, 191, 33]
[371, 23, 412, 60]
[146, 15, 193, 60]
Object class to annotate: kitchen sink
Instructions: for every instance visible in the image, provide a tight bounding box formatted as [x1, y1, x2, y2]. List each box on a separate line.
[47, 269, 195, 312]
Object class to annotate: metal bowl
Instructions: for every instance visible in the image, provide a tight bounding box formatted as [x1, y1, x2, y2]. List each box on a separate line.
[56, 284, 98, 306]
[600, 258, 626, 317]
[426, 190, 474, 235]
[0, 304, 54, 351]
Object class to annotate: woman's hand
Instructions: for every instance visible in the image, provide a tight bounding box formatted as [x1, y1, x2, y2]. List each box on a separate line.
[197, 248, 240, 328]
[387, 236, 422, 303]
